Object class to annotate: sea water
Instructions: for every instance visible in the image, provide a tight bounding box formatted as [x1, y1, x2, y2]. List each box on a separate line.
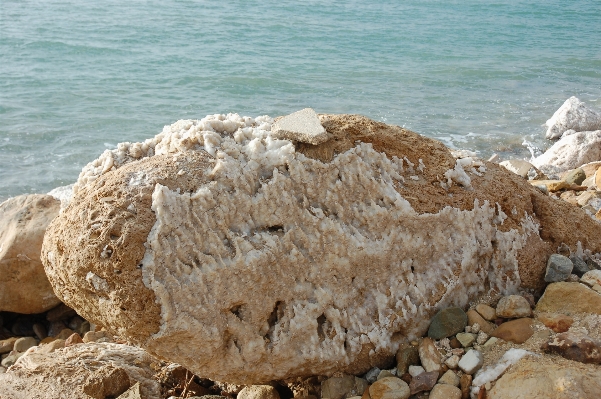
[1, 0, 600, 202]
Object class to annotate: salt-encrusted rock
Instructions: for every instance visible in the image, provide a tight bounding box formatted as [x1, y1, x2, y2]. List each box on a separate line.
[495, 295, 531, 318]
[533, 130, 601, 172]
[544, 254, 573, 282]
[488, 357, 601, 399]
[490, 318, 533, 344]
[0, 194, 62, 313]
[42, 113, 601, 383]
[536, 282, 601, 315]
[457, 350, 483, 375]
[427, 307, 468, 339]
[368, 377, 410, 399]
[0, 342, 161, 399]
[499, 159, 536, 179]
[544, 97, 601, 140]
[271, 108, 329, 145]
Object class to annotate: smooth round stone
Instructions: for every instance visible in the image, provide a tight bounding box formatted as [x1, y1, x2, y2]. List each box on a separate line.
[427, 307, 468, 340]
[369, 377, 410, 399]
[455, 332, 476, 348]
[496, 295, 532, 318]
[429, 383, 461, 399]
[14, 336, 38, 352]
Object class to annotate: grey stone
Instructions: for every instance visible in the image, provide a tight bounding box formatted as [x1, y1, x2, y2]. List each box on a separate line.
[545, 254, 573, 282]
[364, 367, 380, 384]
[427, 307, 468, 340]
[564, 168, 586, 185]
[33, 323, 47, 340]
[271, 108, 328, 145]
[570, 255, 592, 277]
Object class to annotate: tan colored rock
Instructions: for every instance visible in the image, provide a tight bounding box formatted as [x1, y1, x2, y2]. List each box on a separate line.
[580, 270, 601, 287]
[0, 194, 61, 313]
[536, 282, 601, 315]
[83, 330, 113, 343]
[41, 114, 601, 383]
[13, 337, 37, 352]
[438, 369, 460, 386]
[536, 312, 574, 333]
[466, 310, 495, 335]
[117, 382, 141, 399]
[419, 338, 442, 373]
[0, 337, 18, 355]
[576, 190, 601, 207]
[238, 385, 281, 399]
[488, 357, 601, 399]
[559, 190, 580, 206]
[429, 383, 461, 399]
[0, 342, 161, 399]
[474, 304, 495, 321]
[368, 377, 410, 399]
[36, 339, 65, 354]
[495, 295, 531, 318]
[529, 179, 570, 192]
[321, 375, 367, 399]
[64, 333, 84, 347]
[490, 318, 533, 344]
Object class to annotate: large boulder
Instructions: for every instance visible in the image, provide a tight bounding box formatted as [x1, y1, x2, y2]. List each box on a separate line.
[0, 342, 161, 399]
[0, 194, 62, 313]
[544, 96, 601, 140]
[41, 113, 601, 384]
[533, 130, 601, 172]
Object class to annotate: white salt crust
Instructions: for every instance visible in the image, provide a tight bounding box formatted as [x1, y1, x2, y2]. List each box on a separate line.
[77, 113, 541, 382]
[470, 348, 535, 398]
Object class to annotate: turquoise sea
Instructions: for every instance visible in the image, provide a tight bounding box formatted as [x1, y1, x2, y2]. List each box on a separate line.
[1, 0, 600, 202]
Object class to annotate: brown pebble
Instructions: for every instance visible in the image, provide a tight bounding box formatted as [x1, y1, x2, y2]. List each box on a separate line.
[460, 374, 472, 399]
[449, 337, 462, 349]
[65, 333, 84, 347]
[400, 373, 412, 385]
[491, 318, 534, 344]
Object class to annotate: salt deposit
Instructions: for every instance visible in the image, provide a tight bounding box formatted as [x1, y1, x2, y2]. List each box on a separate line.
[470, 348, 535, 398]
[544, 97, 601, 140]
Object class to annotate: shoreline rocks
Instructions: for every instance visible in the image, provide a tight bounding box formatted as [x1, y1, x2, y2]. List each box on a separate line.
[40, 112, 601, 383]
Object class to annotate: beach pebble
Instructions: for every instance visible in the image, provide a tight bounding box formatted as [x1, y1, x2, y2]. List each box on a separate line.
[458, 350, 483, 375]
[438, 369, 460, 387]
[56, 328, 75, 340]
[429, 383, 461, 399]
[418, 338, 442, 373]
[564, 168, 587, 185]
[408, 365, 425, 377]
[83, 330, 113, 343]
[33, 323, 47, 340]
[491, 318, 534, 344]
[495, 295, 532, 318]
[444, 354, 460, 370]
[364, 367, 380, 384]
[0, 338, 18, 355]
[455, 333, 476, 348]
[427, 307, 468, 340]
[545, 254, 573, 282]
[47, 321, 67, 337]
[570, 255, 593, 277]
[460, 374, 472, 399]
[321, 375, 367, 399]
[36, 339, 65, 354]
[237, 385, 281, 399]
[466, 310, 496, 335]
[395, 344, 418, 375]
[377, 370, 394, 380]
[409, 371, 438, 395]
[11, 318, 35, 336]
[64, 333, 83, 347]
[368, 377, 410, 399]
[13, 337, 37, 352]
[1, 351, 23, 367]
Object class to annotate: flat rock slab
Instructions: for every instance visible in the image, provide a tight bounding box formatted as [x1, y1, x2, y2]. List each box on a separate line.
[536, 282, 601, 315]
[542, 332, 601, 364]
[271, 108, 328, 145]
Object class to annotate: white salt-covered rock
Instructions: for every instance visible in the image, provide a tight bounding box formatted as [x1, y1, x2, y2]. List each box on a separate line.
[533, 130, 601, 172]
[42, 114, 601, 384]
[544, 97, 601, 140]
[580, 270, 601, 287]
[47, 184, 75, 209]
[271, 108, 329, 145]
[458, 350, 483, 375]
[470, 348, 534, 398]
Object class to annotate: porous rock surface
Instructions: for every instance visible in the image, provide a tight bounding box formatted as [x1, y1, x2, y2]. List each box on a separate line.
[0, 194, 62, 313]
[0, 342, 161, 399]
[533, 129, 601, 172]
[42, 113, 601, 383]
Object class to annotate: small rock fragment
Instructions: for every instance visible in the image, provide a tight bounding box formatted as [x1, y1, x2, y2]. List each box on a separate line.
[495, 295, 532, 318]
[458, 350, 483, 375]
[271, 108, 328, 145]
[368, 377, 410, 399]
[563, 168, 587, 185]
[364, 367, 380, 384]
[427, 307, 468, 340]
[409, 371, 438, 395]
[491, 318, 534, 344]
[395, 344, 419, 375]
[0, 338, 18, 355]
[455, 333, 476, 348]
[466, 310, 496, 335]
[571, 256, 593, 277]
[13, 337, 37, 352]
[545, 254, 574, 282]
[33, 323, 47, 340]
[376, 370, 394, 380]
[580, 270, 601, 287]
[429, 383, 462, 399]
[238, 385, 281, 399]
[65, 333, 84, 347]
[321, 375, 367, 399]
[536, 312, 574, 333]
[408, 365, 425, 377]
[438, 369, 460, 387]
[542, 332, 601, 364]
[418, 338, 442, 373]
[83, 330, 114, 343]
[444, 355, 460, 370]
[460, 374, 472, 399]
[476, 331, 488, 345]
